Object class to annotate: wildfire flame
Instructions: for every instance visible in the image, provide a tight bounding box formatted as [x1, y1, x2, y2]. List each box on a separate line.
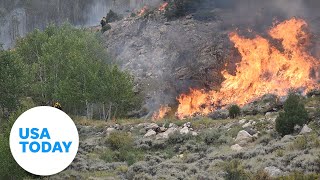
[152, 105, 171, 121]
[159, 2, 169, 11]
[176, 18, 320, 119]
[138, 6, 148, 16]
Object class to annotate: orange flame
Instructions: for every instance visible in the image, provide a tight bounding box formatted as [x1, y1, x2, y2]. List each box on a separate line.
[176, 18, 320, 119]
[152, 105, 171, 121]
[138, 6, 148, 16]
[159, 2, 169, 11]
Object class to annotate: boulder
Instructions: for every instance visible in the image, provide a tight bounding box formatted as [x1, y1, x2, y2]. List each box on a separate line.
[169, 123, 178, 128]
[105, 127, 116, 135]
[145, 123, 159, 131]
[239, 119, 246, 124]
[281, 135, 295, 143]
[235, 130, 253, 145]
[264, 166, 282, 177]
[183, 122, 192, 128]
[180, 127, 189, 134]
[300, 124, 312, 134]
[294, 125, 302, 134]
[242, 122, 251, 128]
[242, 94, 280, 115]
[265, 112, 279, 122]
[191, 131, 198, 136]
[231, 144, 243, 151]
[144, 129, 156, 137]
[156, 127, 178, 140]
[208, 109, 229, 119]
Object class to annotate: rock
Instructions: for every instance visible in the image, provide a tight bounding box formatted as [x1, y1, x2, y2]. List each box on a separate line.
[265, 112, 279, 122]
[183, 122, 192, 128]
[264, 166, 282, 177]
[243, 127, 257, 136]
[169, 123, 177, 128]
[242, 122, 251, 128]
[281, 135, 295, 143]
[105, 127, 116, 135]
[180, 127, 189, 134]
[242, 94, 279, 115]
[156, 127, 178, 140]
[145, 123, 159, 131]
[300, 124, 312, 134]
[231, 144, 243, 151]
[235, 130, 253, 145]
[191, 131, 198, 136]
[294, 125, 302, 133]
[144, 129, 156, 137]
[112, 124, 122, 130]
[239, 119, 246, 124]
[208, 109, 229, 119]
[185, 15, 193, 19]
[159, 127, 167, 132]
[307, 89, 320, 97]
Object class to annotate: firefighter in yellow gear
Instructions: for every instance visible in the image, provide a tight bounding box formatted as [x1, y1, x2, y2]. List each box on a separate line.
[53, 102, 62, 110]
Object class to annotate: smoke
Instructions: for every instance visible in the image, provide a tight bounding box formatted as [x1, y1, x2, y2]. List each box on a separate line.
[86, 0, 109, 26]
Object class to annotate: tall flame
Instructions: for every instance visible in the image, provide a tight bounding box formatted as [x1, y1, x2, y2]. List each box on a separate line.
[138, 6, 148, 16]
[159, 2, 169, 11]
[152, 105, 171, 121]
[176, 18, 319, 119]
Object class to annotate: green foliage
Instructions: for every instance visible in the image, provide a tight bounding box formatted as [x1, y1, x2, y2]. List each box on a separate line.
[0, 50, 26, 112]
[0, 109, 29, 179]
[277, 172, 320, 180]
[253, 170, 272, 180]
[13, 24, 138, 117]
[276, 93, 308, 136]
[201, 130, 227, 145]
[291, 136, 308, 150]
[107, 132, 133, 150]
[102, 132, 144, 165]
[226, 125, 242, 138]
[167, 131, 193, 144]
[223, 160, 250, 180]
[229, 104, 241, 119]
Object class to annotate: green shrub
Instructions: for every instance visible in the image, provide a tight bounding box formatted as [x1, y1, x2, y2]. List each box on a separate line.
[227, 125, 243, 138]
[107, 132, 133, 150]
[201, 130, 228, 145]
[100, 148, 144, 166]
[253, 170, 272, 180]
[167, 131, 192, 144]
[100, 148, 115, 163]
[277, 172, 319, 180]
[0, 109, 30, 179]
[289, 135, 308, 150]
[223, 160, 250, 180]
[276, 93, 308, 136]
[229, 105, 241, 119]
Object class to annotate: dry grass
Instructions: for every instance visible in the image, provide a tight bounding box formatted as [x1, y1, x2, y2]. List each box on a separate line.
[72, 114, 264, 130]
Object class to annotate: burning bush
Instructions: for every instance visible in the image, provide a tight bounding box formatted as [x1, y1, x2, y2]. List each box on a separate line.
[276, 93, 308, 136]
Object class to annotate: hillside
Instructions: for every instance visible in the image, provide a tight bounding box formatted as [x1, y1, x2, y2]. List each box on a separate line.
[50, 95, 320, 179]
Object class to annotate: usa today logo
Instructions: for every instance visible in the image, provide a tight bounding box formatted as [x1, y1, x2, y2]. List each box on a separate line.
[9, 106, 79, 176]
